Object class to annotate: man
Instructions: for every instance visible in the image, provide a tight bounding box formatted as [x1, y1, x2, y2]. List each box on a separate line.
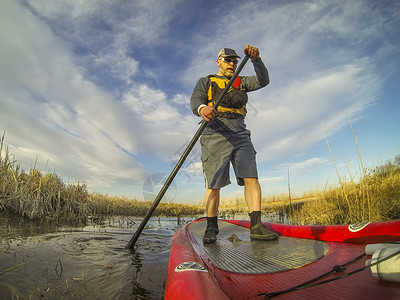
[190, 44, 278, 243]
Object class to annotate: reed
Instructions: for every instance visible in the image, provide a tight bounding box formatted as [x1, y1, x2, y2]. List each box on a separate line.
[218, 193, 312, 222]
[2, 133, 399, 225]
[0, 134, 204, 224]
[290, 159, 400, 225]
[290, 120, 400, 225]
[1, 134, 89, 224]
[216, 158, 400, 226]
[87, 192, 203, 221]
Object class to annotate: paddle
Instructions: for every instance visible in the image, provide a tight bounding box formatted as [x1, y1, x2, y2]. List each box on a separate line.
[126, 53, 250, 250]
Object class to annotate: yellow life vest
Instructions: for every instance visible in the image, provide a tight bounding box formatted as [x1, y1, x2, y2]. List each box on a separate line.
[207, 75, 248, 117]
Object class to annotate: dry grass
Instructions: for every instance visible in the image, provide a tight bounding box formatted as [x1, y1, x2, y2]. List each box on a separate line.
[0, 134, 203, 223]
[1, 134, 88, 224]
[87, 192, 203, 220]
[290, 161, 400, 225]
[2, 133, 399, 226]
[217, 159, 400, 225]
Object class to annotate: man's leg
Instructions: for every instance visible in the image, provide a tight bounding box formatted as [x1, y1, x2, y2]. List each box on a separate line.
[205, 188, 220, 217]
[244, 178, 261, 213]
[203, 188, 220, 243]
[244, 178, 278, 241]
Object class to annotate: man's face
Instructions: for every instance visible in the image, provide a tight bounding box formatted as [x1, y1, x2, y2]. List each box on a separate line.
[217, 56, 238, 77]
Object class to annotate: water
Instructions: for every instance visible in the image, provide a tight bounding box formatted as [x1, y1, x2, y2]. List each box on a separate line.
[0, 211, 285, 299]
[0, 213, 191, 300]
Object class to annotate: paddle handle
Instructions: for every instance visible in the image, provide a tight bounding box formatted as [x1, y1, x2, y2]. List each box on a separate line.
[126, 54, 250, 250]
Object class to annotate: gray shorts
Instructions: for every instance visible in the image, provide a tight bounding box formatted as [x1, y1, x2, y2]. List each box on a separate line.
[200, 130, 258, 189]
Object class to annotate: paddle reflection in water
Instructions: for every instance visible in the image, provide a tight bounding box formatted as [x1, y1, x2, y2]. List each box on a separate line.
[0, 214, 184, 299]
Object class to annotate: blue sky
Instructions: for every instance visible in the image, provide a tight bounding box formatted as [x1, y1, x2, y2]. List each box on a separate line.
[1, 0, 399, 204]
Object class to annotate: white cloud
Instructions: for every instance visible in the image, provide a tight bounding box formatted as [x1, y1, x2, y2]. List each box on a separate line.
[93, 47, 139, 85]
[287, 158, 328, 175]
[172, 93, 190, 105]
[22, 0, 180, 89]
[247, 57, 379, 162]
[0, 1, 147, 188]
[121, 84, 198, 158]
[259, 177, 284, 184]
[1, 1, 200, 188]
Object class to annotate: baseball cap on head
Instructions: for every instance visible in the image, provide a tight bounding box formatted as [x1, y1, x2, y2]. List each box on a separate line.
[217, 48, 241, 59]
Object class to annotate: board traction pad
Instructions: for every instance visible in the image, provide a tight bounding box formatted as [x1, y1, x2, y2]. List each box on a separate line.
[189, 220, 330, 274]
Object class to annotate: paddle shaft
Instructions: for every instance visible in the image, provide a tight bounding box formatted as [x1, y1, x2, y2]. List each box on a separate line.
[126, 54, 250, 250]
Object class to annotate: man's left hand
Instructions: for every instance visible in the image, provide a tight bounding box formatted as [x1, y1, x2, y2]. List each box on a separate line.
[244, 44, 260, 61]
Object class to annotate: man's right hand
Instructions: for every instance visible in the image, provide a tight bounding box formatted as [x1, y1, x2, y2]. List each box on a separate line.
[199, 106, 219, 122]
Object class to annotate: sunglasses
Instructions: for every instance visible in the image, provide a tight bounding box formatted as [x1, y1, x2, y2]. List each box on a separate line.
[220, 57, 238, 64]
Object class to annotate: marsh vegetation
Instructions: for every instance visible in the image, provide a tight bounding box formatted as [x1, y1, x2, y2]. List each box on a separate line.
[0, 134, 204, 225]
[218, 157, 400, 225]
[1, 133, 399, 226]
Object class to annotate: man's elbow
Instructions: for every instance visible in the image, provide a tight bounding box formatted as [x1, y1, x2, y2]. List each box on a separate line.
[259, 77, 270, 87]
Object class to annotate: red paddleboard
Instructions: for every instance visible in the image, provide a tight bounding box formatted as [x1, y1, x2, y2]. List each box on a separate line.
[165, 219, 400, 299]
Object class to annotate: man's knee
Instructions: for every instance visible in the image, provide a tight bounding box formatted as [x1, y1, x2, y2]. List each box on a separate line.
[244, 178, 259, 185]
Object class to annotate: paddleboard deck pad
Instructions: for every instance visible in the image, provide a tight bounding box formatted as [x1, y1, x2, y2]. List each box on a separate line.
[165, 219, 400, 299]
[188, 220, 329, 274]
